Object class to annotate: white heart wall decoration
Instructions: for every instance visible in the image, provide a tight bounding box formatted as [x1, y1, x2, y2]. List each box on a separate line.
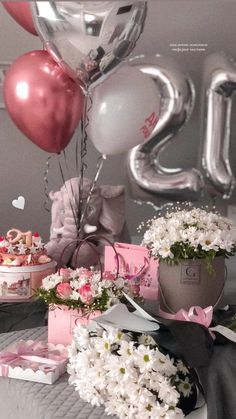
[12, 196, 25, 210]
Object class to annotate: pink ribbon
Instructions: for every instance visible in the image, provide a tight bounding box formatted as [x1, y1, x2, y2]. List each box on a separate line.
[159, 306, 215, 337]
[0, 340, 67, 377]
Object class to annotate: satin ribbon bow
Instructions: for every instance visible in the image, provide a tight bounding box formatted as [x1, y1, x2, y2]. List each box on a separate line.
[160, 305, 236, 344]
[159, 305, 214, 336]
[173, 306, 213, 328]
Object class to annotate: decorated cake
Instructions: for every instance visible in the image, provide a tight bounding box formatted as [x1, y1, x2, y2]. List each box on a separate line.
[0, 229, 56, 301]
[0, 229, 52, 267]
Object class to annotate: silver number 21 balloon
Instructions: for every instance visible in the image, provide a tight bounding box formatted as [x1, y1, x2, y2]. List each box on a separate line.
[129, 53, 236, 201]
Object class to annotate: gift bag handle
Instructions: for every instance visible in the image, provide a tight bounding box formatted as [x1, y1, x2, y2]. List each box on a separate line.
[74, 239, 103, 278]
[58, 234, 120, 279]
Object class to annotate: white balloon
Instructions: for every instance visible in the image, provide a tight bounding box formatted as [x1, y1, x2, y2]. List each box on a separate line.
[87, 65, 161, 155]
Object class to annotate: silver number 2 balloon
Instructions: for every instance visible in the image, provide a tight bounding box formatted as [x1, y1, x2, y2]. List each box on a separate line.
[202, 52, 236, 198]
[128, 55, 203, 200]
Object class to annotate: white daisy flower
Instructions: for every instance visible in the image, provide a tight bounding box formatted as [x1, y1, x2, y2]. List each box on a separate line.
[42, 274, 63, 290]
[177, 377, 193, 397]
[133, 345, 156, 372]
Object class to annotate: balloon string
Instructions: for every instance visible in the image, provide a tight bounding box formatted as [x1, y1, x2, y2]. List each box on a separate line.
[78, 154, 107, 235]
[62, 149, 81, 230]
[78, 92, 93, 231]
[74, 126, 82, 226]
[58, 153, 78, 230]
[75, 124, 80, 181]
[43, 156, 52, 212]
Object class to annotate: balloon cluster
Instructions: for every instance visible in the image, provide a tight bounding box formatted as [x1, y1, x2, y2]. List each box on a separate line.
[5, 2, 211, 202]
[3, 1, 163, 156]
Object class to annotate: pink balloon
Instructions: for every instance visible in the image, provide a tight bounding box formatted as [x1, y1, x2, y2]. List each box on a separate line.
[4, 50, 84, 153]
[3, 2, 37, 36]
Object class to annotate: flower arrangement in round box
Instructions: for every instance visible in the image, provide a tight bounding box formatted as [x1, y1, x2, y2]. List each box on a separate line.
[36, 267, 139, 346]
[142, 206, 236, 313]
[68, 323, 195, 419]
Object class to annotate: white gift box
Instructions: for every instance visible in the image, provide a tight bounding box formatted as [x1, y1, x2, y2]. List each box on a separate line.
[0, 340, 68, 384]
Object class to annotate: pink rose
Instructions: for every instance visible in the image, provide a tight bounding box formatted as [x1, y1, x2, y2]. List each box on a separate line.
[56, 283, 72, 299]
[78, 284, 94, 305]
[103, 271, 116, 280]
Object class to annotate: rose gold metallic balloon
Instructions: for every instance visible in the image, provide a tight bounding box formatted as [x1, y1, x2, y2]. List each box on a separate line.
[4, 50, 84, 153]
[3, 2, 37, 36]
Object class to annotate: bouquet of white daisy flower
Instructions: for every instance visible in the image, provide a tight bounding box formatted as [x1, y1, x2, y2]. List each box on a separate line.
[68, 324, 195, 419]
[142, 206, 236, 273]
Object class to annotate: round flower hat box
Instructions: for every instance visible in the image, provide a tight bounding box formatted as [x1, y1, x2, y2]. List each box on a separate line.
[142, 207, 236, 312]
[0, 229, 57, 302]
[158, 256, 225, 312]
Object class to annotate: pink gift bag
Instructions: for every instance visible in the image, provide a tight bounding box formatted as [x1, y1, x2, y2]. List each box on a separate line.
[104, 242, 159, 300]
[48, 305, 101, 346]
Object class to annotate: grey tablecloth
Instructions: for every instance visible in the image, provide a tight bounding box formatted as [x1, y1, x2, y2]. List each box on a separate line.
[0, 327, 112, 419]
[0, 327, 206, 419]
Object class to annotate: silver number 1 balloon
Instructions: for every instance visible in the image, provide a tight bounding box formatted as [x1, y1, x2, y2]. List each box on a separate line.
[128, 55, 203, 200]
[202, 52, 236, 198]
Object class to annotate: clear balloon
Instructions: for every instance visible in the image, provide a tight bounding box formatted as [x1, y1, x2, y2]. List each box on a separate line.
[31, 1, 147, 87]
[4, 50, 84, 154]
[87, 65, 161, 155]
[127, 55, 203, 200]
[202, 52, 236, 198]
[3, 2, 37, 36]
